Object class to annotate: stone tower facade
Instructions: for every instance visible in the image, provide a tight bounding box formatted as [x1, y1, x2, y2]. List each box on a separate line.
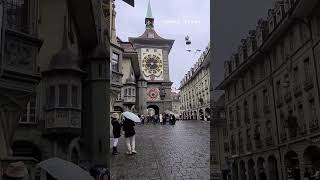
[129, 0, 174, 115]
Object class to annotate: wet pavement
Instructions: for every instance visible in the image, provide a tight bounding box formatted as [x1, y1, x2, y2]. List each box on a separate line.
[110, 120, 210, 180]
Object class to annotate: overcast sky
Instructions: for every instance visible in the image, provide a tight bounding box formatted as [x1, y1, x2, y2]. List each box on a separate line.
[212, 0, 273, 99]
[115, 0, 210, 89]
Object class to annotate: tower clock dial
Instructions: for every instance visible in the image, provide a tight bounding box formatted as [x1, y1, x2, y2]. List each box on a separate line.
[141, 48, 164, 81]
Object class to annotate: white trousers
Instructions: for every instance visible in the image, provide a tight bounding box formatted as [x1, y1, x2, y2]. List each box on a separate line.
[125, 135, 135, 152]
[113, 138, 119, 147]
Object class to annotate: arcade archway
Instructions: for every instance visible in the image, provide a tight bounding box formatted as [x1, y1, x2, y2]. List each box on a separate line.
[257, 157, 266, 180]
[268, 156, 279, 180]
[303, 145, 320, 177]
[12, 140, 42, 161]
[248, 159, 256, 180]
[232, 162, 238, 180]
[114, 106, 123, 112]
[147, 105, 159, 115]
[239, 160, 247, 180]
[285, 151, 300, 180]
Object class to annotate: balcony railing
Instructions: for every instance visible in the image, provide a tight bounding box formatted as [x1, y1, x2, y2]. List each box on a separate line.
[123, 96, 136, 104]
[43, 108, 81, 136]
[111, 71, 123, 87]
[310, 120, 319, 133]
[299, 124, 307, 136]
[304, 78, 314, 91]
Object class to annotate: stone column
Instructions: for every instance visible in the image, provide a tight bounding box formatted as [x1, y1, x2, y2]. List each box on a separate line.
[82, 45, 110, 168]
[137, 80, 147, 114]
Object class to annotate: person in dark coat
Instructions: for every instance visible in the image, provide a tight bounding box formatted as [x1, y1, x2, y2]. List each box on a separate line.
[122, 117, 136, 155]
[172, 114, 176, 125]
[111, 113, 121, 155]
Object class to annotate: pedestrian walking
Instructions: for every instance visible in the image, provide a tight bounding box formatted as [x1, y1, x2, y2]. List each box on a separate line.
[172, 114, 176, 125]
[159, 113, 163, 124]
[169, 114, 173, 125]
[111, 113, 121, 155]
[141, 115, 145, 124]
[163, 113, 167, 125]
[122, 117, 136, 155]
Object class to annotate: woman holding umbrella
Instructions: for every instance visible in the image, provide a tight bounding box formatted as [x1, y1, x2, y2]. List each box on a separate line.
[122, 111, 140, 155]
[111, 113, 121, 155]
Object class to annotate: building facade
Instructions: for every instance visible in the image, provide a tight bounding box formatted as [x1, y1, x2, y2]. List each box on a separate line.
[171, 90, 181, 117]
[0, 0, 136, 179]
[109, 0, 124, 114]
[216, 1, 320, 180]
[180, 44, 210, 121]
[211, 94, 230, 180]
[113, 39, 140, 113]
[128, 0, 174, 116]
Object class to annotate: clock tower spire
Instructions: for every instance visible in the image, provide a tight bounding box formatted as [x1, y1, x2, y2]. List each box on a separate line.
[145, 0, 154, 29]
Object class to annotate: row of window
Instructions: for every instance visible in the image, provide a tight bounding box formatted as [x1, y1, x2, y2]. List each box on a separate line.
[227, 56, 312, 103]
[225, 9, 314, 77]
[116, 87, 136, 101]
[46, 85, 79, 108]
[112, 52, 119, 72]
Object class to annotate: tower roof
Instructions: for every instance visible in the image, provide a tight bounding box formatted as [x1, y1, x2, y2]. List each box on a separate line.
[146, 0, 153, 18]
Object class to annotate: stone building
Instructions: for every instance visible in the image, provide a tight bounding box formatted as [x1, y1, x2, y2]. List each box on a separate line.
[211, 94, 230, 179]
[171, 90, 181, 117]
[216, 1, 320, 180]
[109, 0, 124, 114]
[128, 0, 175, 115]
[113, 39, 140, 113]
[180, 44, 210, 121]
[0, 0, 134, 179]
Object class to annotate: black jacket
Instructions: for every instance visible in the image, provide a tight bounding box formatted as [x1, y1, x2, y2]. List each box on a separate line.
[111, 118, 121, 138]
[122, 118, 135, 137]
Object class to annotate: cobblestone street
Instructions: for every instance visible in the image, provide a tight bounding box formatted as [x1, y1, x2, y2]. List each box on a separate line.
[110, 120, 210, 180]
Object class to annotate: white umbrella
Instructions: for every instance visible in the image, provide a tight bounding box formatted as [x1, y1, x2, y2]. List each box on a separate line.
[38, 157, 94, 180]
[122, 111, 141, 122]
[164, 110, 174, 114]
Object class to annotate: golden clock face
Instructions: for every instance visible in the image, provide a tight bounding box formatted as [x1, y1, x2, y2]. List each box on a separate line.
[142, 54, 163, 80]
[147, 88, 160, 101]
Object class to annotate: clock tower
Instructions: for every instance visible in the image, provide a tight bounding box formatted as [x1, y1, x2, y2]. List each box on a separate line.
[129, 0, 174, 115]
